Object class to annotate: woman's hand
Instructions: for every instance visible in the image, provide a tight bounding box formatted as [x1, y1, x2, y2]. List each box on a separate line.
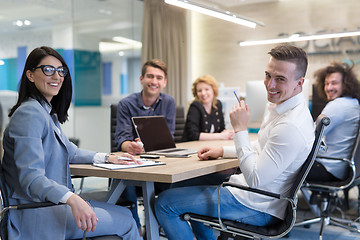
[108, 153, 143, 165]
[67, 194, 98, 232]
[219, 129, 234, 140]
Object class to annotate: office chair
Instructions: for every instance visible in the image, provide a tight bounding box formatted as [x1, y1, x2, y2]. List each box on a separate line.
[181, 116, 330, 240]
[311, 84, 327, 121]
[0, 163, 60, 240]
[174, 106, 185, 143]
[343, 169, 360, 218]
[0, 158, 124, 240]
[342, 121, 360, 217]
[295, 121, 360, 239]
[110, 104, 119, 153]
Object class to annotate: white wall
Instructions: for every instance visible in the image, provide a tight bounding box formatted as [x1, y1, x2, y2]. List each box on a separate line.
[63, 106, 111, 153]
[190, 0, 360, 101]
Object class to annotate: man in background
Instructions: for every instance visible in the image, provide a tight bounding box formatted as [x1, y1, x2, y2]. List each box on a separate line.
[307, 61, 360, 182]
[115, 59, 176, 155]
[114, 59, 176, 235]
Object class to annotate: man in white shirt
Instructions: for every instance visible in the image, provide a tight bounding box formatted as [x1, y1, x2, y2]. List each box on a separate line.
[154, 44, 315, 240]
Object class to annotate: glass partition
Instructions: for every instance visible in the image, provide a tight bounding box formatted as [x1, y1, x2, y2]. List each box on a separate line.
[0, 0, 143, 151]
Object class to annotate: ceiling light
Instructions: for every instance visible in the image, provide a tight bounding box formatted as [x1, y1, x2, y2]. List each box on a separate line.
[24, 20, 31, 26]
[14, 19, 32, 27]
[112, 36, 142, 48]
[15, 20, 23, 27]
[164, 0, 264, 28]
[99, 37, 142, 52]
[239, 31, 360, 46]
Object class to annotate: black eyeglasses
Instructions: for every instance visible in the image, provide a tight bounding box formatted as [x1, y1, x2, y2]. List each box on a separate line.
[32, 65, 68, 77]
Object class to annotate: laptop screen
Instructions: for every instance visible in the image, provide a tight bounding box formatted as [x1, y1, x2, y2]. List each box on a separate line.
[132, 116, 176, 152]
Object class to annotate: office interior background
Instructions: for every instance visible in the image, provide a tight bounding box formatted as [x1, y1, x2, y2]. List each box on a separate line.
[0, 0, 360, 153]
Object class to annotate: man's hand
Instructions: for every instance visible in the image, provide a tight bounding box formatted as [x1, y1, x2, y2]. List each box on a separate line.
[198, 147, 223, 160]
[67, 194, 98, 232]
[121, 138, 144, 155]
[230, 100, 251, 133]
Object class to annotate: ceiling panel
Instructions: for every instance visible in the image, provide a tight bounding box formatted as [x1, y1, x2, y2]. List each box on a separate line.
[193, 0, 277, 8]
[0, 0, 143, 39]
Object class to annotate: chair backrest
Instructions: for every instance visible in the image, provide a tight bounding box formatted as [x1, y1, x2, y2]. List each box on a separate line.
[273, 116, 329, 237]
[174, 106, 185, 143]
[110, 104, 118, 153]
[311, 84, 327, 121]
[305, 117, 360, 190]
[288, 116, 330, 199]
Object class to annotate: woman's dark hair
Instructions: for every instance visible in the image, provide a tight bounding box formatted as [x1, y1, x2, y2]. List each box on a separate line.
[9, 46, 72, 123]
[314, 61, 360, 102]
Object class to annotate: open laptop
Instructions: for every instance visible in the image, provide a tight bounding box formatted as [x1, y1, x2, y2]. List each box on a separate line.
[132, 116, 197, 157]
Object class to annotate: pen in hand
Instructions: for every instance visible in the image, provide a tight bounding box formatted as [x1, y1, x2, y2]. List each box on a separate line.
[234, 91, 241, 103]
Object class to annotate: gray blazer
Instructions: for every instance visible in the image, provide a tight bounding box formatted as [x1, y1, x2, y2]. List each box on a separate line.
[2, 98, 96, 240]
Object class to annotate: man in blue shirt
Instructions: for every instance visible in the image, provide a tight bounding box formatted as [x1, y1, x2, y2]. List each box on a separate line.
[307, 61, 360, 181]
[114, 59, 176, 235]
[115, 59, 176, 155]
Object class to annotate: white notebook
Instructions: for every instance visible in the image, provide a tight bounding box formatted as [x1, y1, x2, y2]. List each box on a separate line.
[93, 159, 165, 170]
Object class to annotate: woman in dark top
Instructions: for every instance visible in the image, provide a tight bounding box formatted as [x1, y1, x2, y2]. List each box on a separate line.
[182, 74, 234, 141]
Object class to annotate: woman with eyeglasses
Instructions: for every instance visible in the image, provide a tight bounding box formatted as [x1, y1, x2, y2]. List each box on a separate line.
[2, 46, 141, 240]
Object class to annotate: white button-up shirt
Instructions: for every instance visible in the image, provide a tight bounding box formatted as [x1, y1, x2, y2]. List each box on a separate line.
[223, 92, 314, 220]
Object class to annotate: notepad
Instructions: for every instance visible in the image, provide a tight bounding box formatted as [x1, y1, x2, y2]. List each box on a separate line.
[93, 159, 165, 170]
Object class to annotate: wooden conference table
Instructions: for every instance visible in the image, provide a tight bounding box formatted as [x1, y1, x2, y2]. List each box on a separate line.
[70, 137, 257, 240]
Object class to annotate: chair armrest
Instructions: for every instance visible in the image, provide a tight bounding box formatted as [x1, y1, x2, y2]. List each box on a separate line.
[222, 182, 282, 199]
[15, 201, 62, 210]
[1, 202, 64, 217]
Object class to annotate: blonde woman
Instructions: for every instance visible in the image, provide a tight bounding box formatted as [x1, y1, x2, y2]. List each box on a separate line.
[182, 74, 233, 141]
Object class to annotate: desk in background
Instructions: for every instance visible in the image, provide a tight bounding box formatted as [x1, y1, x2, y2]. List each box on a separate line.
[70, 135, 257, 240]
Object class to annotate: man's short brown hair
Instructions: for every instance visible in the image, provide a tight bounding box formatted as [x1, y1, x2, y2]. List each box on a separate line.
[268, 44, 308, 80]
[141, 59, 168, 78]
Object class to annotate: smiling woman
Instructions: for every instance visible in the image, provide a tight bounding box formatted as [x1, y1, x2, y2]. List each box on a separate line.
[182, 74, 234, 142]
[2, 46, 141, 240]
[27, 57, 66, 103]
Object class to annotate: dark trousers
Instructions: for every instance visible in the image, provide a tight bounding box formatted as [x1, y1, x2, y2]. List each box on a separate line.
[307, 161, 341, 182]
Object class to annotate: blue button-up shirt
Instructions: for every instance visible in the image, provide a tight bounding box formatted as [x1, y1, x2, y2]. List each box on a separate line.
[115, 91, 176, 150]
